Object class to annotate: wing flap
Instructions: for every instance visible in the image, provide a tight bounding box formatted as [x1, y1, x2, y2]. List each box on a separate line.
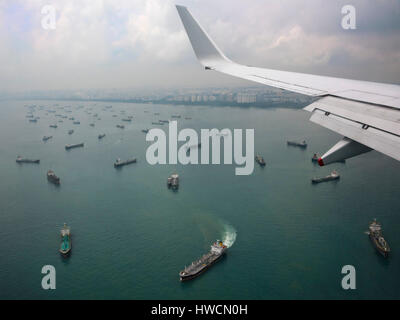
[305, 96, 400, 136]
[309, 108, 400, 162]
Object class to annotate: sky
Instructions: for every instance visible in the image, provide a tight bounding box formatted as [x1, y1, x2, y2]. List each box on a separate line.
[0, 0, 399, 92]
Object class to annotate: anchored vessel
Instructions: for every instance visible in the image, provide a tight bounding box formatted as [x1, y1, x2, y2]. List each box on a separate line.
[142, 129, 149, 133]
[367, 219, 390, 257]
[255, 155, 266, 166]
[114, 157, 137, 168]
[65, 143, 84, 150]
[311, 153, 319, 162]
[90, 123, 95, 127]
[42, 136, 53, 142]
[167, 173, 179, 189]
[116, 124, 125, 129]
[287, 140, 307, 148]
[59, 223, 71, 256]
[98, 134, 106, 139]
[47, 170, 60, 185]
[49, 124, 58, 128]
[73, 121, 80, 125]
[68, 129, 74, 135]
[311, 170, 340, 184]
[179, 240, 227, 281]
[16, 156, 40, 164]
[122, 118, 132, 122]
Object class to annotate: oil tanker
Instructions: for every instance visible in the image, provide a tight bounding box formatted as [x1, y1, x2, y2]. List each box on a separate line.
[179, 240, 227, 281]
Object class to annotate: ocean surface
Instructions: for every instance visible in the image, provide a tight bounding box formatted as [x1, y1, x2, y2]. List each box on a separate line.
[0, 99, 399, 300]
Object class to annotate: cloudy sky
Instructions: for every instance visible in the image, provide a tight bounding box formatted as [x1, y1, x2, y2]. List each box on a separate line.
[0, 0, 399, 92]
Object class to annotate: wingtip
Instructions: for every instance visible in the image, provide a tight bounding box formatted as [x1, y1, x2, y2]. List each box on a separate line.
[318, 157, 325, 166]
[175, 5, 187, 10]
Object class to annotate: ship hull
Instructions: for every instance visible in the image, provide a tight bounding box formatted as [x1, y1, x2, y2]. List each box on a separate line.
[114, 159, 137, 168]
[180, 253, 225, 281]
[369, 235, 389, 258]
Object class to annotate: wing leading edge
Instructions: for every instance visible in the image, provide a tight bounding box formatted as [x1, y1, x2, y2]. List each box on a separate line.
[176, 5, 400, 165]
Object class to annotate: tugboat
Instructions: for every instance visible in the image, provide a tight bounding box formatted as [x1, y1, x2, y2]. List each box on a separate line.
[16, 156, 40, 164]
[179, 240, 227, 281]
[255, 155, 266, 167]
[311, 170, 340, 184]
[47, 170, 60, 185]
[287, 140, 307, 148]
[167, 173, 179, 190]
[366, 219, 390, 257]
[59, 223, 71, 256]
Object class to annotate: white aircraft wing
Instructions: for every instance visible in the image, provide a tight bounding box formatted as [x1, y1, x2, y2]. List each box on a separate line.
[176, 5, 400, 165]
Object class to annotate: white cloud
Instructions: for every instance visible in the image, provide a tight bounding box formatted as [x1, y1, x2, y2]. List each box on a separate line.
[0, 0, 399, 91]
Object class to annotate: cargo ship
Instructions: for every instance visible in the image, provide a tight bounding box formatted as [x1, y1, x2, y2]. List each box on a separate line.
[167, 173, 179, 189]
[366, 219, 390, 258]
[47, 170, 60, 185]
[287, 140, 307, 148]
[59, 223, 71, 256]
[255, 155, 266, 166]
[311, 170, 340, 184]
[114, 157, 137, 168]
[179, 240, 227, 281]
[16, 156, 40, 164]
[65, 143, 84, 150]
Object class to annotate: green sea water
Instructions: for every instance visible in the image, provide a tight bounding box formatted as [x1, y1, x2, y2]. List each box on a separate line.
[0, 100, 399, 300]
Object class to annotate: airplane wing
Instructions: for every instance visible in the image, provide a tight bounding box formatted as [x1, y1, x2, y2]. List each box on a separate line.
[176, 5, 400, 166]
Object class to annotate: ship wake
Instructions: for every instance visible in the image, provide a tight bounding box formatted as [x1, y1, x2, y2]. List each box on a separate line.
[222, 224, 237, 248]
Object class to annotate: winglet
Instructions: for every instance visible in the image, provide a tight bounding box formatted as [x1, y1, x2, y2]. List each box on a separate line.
[176, 5, 231, 68]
